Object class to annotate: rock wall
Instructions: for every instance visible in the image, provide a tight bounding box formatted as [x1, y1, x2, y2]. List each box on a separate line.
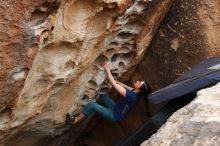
[134, 0, 220, 90]
[1, 0, 219, 145]
[68, 0, 220, 145]
[0, 0, 172, 146]
[141, 82, 220, 146]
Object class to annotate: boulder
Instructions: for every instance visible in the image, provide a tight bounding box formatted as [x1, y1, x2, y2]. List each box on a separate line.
[134, 0, 220, 90]
[0, 0, 172, 145]
[141, 82, 220, 146]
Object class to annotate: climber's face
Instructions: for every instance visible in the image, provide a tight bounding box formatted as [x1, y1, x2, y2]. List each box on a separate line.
[133, 80, 145, 90]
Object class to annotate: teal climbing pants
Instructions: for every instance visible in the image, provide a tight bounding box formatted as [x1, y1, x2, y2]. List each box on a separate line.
[82, 95, 116, 121]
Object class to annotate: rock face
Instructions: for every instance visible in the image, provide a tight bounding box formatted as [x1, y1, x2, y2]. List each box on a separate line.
[0, 0, 219, 145]
[0, 0, 172, 146]
[134, 0, 220, 90]
[141, 82, 220, 146]
[74, 1, 220, 145]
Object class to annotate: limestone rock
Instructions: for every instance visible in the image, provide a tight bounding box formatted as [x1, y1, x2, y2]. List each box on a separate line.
[141, 82, 220, 146]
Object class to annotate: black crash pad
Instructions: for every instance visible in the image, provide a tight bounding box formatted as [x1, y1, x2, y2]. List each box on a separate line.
[148, 57, 220, 105]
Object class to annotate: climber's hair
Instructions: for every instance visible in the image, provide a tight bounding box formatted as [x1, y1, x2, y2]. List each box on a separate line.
[138, 81, 152, 111]
[138, 81, 151, 98]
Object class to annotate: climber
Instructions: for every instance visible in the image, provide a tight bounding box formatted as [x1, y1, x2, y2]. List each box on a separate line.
[65, 62, 151, 124]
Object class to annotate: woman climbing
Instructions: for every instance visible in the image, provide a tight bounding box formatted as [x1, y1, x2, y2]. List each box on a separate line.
[65, 62, 151, 124]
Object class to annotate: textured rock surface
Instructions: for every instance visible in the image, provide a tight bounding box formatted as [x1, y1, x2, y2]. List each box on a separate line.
[134, 0, 220, 90]
[0, 0, 219, 145]
[141, 82, 220, 146]
[0, 0, 172, 146]
[72, 0, 220, 145]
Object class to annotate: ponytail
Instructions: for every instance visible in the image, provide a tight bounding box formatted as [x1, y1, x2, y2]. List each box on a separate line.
[138, 82, 152, 111]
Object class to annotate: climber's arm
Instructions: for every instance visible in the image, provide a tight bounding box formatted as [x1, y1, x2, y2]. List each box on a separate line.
[115, 81, 133, 91]
[103, 63, 126, 97]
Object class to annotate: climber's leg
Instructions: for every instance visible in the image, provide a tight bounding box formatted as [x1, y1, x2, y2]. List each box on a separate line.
[98, 94, 115, 108]
[82, 101, 115, 121]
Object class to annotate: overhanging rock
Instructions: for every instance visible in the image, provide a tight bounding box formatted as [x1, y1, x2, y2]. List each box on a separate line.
[0, 0, 172, 146]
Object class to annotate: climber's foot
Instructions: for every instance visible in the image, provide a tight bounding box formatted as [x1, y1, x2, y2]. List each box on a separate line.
[65, 113, 76, 125]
